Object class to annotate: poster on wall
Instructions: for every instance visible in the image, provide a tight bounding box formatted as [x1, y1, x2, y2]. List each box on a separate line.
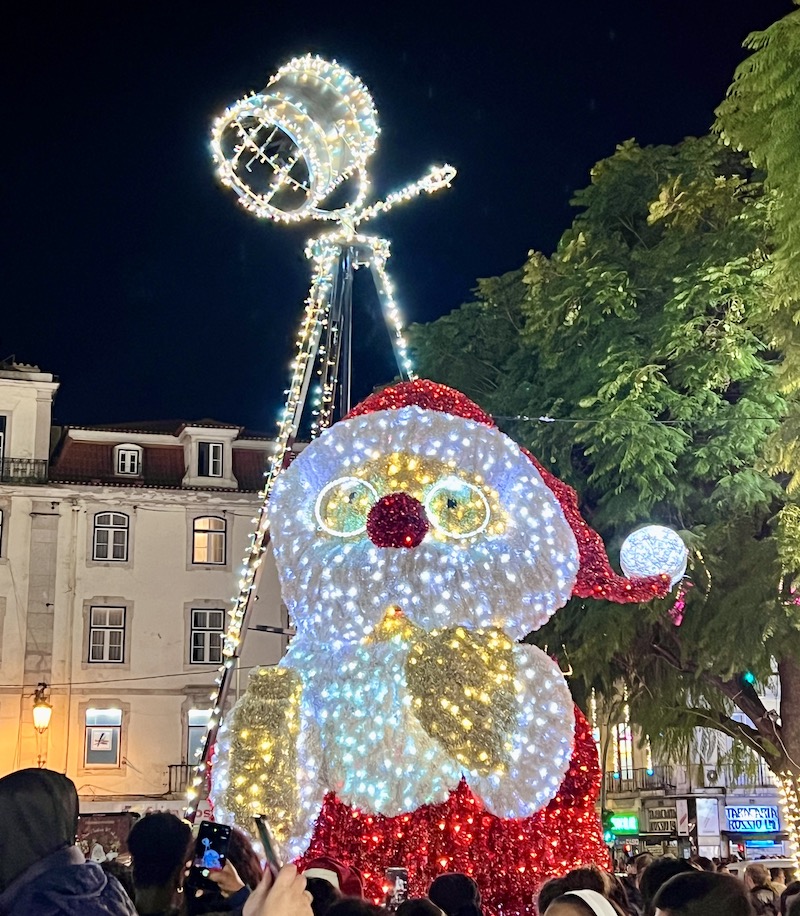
[697, 798, 720, 836]
[76, 812, 139, 864]
[89, 730, 112, 751]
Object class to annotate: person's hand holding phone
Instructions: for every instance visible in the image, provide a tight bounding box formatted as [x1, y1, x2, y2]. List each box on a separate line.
[243, 864, 312, 916]
[207, 858, 247, 897]
[186, 821, 232, 891]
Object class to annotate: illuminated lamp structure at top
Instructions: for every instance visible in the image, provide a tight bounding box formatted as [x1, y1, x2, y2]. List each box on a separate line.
[188, 57, 455, 819]
[210, 56, 380, 222]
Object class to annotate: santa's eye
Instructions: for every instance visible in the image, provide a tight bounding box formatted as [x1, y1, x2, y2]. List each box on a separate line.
[424, 476, 490, 540]
[314, 477, 378, 537]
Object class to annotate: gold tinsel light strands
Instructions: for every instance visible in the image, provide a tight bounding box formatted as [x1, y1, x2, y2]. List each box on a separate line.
[221, 667, 302, 843]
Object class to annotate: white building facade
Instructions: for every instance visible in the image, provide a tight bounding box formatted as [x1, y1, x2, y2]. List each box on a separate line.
[596, 684, 788, 862]
[0, 362, 287, 816]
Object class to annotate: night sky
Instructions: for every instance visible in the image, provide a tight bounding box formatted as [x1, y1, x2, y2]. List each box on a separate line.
[5, 1, 793, 431]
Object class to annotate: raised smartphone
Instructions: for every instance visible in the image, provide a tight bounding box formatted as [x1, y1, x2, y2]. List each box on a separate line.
[253, 814, 284, 877]
[185, 820, 232, 891]
[385, 867, 409, 911]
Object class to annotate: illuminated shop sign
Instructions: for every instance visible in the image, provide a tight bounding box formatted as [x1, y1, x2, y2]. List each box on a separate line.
[609, 813, 639, 835]
[725, 805, 780, 833]
[647, 806, 677, 834]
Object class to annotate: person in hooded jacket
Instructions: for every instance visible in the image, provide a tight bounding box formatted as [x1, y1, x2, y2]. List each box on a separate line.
[0, 767, 137, 916]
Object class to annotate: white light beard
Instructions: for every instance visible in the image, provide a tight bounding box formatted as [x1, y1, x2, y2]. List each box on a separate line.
[285, 638, 463, 818]
[275, 532, 572, 644]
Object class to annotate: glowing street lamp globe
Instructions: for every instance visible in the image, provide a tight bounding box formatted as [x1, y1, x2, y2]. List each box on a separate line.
[620, 525, 688, 588]
[32, 683, 52, 733]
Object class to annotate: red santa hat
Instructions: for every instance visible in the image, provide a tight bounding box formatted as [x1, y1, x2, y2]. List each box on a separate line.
[302, 855, 364, 897]
[345, 378, 670, 604]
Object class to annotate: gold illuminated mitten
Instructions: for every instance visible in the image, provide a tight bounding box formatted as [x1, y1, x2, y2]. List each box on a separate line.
[225, 666, 302, 844]
[406, 627, 517, 776]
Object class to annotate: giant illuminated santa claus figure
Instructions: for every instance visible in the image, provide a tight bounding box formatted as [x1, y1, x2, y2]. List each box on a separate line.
[211, 380, 676, 912]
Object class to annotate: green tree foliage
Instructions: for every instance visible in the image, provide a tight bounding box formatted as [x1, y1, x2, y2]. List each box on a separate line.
[410, 135, 800, 777]
[714, 3, 800, 337]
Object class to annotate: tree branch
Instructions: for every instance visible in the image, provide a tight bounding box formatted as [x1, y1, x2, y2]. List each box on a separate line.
[663, 704, 772, 761]
[648, 638, 783, 767]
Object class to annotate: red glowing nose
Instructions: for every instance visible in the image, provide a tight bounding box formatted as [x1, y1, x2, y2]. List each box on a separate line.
[366, 493, 429, 549]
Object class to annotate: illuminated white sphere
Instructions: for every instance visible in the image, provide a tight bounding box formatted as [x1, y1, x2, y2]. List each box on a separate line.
[211, 55, 378, 222]
[620, 525, 688, 588]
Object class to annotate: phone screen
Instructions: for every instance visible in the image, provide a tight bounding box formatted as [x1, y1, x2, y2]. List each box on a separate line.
[253, 815, 283, 877]
[187, 821, 231, 889]
[385, 867, 409, 911]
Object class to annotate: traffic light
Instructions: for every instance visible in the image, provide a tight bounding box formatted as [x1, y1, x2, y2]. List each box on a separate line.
[602, 809, 615, 845]
[601, 809, 639, 844]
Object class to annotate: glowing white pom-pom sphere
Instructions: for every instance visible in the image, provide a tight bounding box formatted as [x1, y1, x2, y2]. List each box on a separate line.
[620, 525, 688, 588]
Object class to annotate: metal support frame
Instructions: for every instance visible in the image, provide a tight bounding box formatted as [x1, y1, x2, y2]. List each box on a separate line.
[195, 237, 412, 798]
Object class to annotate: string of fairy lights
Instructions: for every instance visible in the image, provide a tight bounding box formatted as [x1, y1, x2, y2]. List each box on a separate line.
[187, 55, 455, 817]
[780, 775, 800, 870]
[493, 414, 789, 426]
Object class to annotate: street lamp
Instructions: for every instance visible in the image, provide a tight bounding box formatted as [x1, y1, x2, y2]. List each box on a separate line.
[32, 683, 52, 733]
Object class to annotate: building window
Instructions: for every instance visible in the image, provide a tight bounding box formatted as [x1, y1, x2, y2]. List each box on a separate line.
[198, 442, 224, 478]
[93, 512, 129, 561]
[614, 721, 634, 780]
[85, 707, 122, 767]
[115, 445, 142, 476]
[187, 708, 212, 762]
[192, 516, 225, 565]
[88, 606, 126, 663]
[190, 609, 225, 664]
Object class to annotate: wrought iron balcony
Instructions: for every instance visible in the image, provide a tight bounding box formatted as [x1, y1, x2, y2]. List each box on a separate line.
[605, 765, 675, 795]
[0, 457, 48, 483]
[717, 760, 778, 790]
[168, 763, 193, 795]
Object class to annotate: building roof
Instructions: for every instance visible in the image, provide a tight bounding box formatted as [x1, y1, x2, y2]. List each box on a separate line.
[0, 358, 58, 384]
[48, 424, 278, 492]
[65, 418, 244, 435]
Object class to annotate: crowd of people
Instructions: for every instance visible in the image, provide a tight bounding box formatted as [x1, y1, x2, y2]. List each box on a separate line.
[2, 768, 799, 916]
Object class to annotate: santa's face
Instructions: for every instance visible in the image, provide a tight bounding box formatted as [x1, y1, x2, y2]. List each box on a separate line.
[269, 406, 579, 644]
